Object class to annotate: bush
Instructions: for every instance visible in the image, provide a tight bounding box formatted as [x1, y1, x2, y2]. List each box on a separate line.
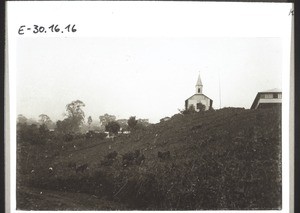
[63, 133, 74, 142]
[101, 151, 118, 166]
[196, 103, 206, 112]
[180, 105, 196, 115]
[105, 121, 120, 136]
[17, 123, 48, 144]
[122, 150, 145, 167]
[96, 132, 108, 139]
[85, 130, 95, 139]
[128, 116, 138, 129]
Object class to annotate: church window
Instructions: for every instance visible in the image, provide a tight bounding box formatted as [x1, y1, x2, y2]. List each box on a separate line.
[198, 88, 201, 93]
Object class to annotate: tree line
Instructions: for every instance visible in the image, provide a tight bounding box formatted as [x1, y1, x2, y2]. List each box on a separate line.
[17, 100, 150, 143]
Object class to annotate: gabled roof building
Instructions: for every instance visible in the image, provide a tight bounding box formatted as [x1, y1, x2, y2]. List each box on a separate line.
[185, 74, 213, 111]
[250, 88, 282, 109]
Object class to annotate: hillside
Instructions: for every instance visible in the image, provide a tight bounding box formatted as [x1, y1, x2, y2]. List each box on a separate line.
[17, 107, 282, 210]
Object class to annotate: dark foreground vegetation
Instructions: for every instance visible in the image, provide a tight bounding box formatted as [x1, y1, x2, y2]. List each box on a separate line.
[17, 107, 281, 210]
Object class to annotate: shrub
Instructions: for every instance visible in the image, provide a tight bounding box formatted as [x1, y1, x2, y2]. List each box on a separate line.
[105, 121, 120, 136]
[17, 123, 48, 144]
[196, 102, 206, 112]
[122, 150, 145, 167]
[96, 132, 108, 139]
[128, 116, 138, 129]
[180, 105, 196, 115]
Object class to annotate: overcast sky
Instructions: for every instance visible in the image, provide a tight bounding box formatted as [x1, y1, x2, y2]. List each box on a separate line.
[16, 37, 282, 123]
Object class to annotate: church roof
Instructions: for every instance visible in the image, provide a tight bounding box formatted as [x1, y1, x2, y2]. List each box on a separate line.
[196, 74, 203, 86]
[185, 93, 212, 101]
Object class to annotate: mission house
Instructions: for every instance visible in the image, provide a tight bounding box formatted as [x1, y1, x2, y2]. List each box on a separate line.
[185, 74, 213, 111]
[250, 88, 282, 109]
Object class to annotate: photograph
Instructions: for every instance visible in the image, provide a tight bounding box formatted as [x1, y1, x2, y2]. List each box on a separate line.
[15, 36, 283, 210]
[6, 1, 293, 212]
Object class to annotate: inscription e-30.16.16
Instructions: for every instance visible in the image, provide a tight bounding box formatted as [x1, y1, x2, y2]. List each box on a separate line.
[18, 24, 77, 35]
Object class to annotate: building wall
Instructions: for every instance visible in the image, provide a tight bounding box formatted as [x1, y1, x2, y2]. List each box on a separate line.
[187, 95, 211, 111]
[252, 92, 282, 109]
[256, 98, 282, 109]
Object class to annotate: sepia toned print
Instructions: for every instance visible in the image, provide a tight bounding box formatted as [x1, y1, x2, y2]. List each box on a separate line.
[15, 37, 282, 210]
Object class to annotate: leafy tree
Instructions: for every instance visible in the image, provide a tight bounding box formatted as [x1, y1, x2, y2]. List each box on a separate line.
[180, 105, 196, 115]
[188, 105, 196, 113]
[87, 116, 93, 129]
[17, 123, 47, 144]
[138, 118, 150, 127]
[38, 114, 52, 127]
[196, 103, 206, 112]
[105, 121, 120, 136]
[17, 114, 27, 124]
[65, 100, 85, 133]
[56, 119, 73, 134]
[128, 116, 138, 129]
[39, 124, 49, 138]
[99, 114, 116, 127]
[116, 119, 129, 131]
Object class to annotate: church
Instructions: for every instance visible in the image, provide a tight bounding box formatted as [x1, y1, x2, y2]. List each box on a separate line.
[185, 74, 213, 111]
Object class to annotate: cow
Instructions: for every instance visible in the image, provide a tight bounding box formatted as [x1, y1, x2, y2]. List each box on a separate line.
[68, 162, 88, 173]
[122, 150, 144, 166]
[75, 163, 89, 173]
[158, 151, 171, 160]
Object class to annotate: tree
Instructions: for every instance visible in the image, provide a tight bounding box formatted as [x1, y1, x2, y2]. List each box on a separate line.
[188, 105, 196, 113]
[17, 123, 47, 144]
[196, 103, 206, 112]
[99, 114, 116, 127]
[56, 119, 70, 134]
[105, 121, 120, 136]
[17, 114, 27, 124]
[116, 119, 129, 132]
[39, 124, 49, 138]
[128, 116, 138, 129]
[87, 116, 93, 129]
[65, 100, 85, 133]
[180, 105, 196, 115]
[38, 114, 52, 127]
[138, 118, 150, 127]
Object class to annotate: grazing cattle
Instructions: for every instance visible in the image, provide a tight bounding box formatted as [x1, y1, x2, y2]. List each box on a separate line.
[106, 151, 118, 159]
[134, 150, 140, 158]
[158, 151, 171, 160]
[136, 154, 145, 165]
[68, 162, 77, 170]
[68, 162, 88, 173]
[75, 163, 88, 173]
[101, 151, 118, 166]
[122, 150, 144, 166]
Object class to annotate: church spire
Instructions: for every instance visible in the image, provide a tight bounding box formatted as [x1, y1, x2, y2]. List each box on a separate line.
[195, 73, 203, 94]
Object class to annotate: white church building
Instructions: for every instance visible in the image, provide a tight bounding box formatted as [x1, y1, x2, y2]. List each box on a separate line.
[185, 74, 213, 111]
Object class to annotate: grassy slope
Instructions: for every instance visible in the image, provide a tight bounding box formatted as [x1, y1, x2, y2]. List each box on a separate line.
[17, 107, 282, 210]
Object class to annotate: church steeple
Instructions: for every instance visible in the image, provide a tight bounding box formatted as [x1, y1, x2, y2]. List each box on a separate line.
[195, 73, 203, 94]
